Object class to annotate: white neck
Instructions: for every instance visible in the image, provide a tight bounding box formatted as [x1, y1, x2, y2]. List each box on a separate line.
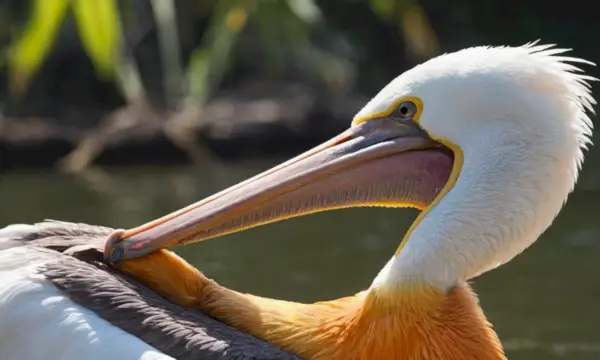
[370, 125, 577, 290]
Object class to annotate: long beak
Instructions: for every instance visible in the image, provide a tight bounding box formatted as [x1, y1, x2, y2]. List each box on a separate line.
[104, 119, 452, 264]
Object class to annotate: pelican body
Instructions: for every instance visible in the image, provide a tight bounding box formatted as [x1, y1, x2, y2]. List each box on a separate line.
[0, 221, 298, 359]
[1, 43, 595, 360]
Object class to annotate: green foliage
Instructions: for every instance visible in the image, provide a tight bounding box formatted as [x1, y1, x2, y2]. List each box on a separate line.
[188, 0, 320, 103]
[188, 0, 252, 103]
[2, 0, 442, 107]
[6, 0, 121, 98]
[72, 0, 122, 79]
[6, 0, 69, 96]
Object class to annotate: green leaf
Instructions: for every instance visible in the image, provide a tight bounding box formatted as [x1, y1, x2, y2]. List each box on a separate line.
[369, 0, 396, 21]
[187, 0, 251, 103]
[72, 0, 122, 79]
[6, 0, 70, 97]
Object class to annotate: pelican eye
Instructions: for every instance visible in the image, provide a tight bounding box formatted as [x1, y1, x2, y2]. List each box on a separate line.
[396, 101, 417, 119]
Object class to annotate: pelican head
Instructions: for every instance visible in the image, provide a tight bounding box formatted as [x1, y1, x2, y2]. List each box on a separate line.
[106, 43, 595, 291]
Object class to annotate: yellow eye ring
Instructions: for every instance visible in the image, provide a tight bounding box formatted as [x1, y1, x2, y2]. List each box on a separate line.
[352, 96, 423, 126]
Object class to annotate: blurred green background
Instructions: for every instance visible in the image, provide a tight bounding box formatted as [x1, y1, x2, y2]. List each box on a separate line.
[1, 1, 599, 359]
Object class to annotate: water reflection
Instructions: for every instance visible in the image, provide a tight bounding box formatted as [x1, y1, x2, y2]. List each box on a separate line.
[1, 157, 599, 359]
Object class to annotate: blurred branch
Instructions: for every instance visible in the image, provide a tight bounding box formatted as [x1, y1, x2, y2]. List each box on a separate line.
[58, 0, 145, 174]
[1, 0, 442, 173]
[60, 0, 230, 172]
[58, 103, 160, 173]
[163, 0, 255, 168]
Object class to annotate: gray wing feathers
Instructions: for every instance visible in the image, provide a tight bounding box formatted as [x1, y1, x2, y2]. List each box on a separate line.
[6, 220, 300, 360]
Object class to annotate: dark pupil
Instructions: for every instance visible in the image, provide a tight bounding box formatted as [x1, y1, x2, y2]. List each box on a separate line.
[400, 106, 409, 115]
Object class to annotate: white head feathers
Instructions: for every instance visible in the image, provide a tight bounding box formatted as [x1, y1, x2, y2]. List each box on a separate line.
[357, 42, 596, 175]
[368, 43, 596, 290]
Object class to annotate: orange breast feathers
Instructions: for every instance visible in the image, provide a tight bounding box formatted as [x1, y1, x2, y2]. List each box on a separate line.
[117, 250, 506, 360]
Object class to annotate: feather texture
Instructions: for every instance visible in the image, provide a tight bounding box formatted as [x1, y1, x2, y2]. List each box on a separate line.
[0, 222, 298, 360]
[118, 249, 506, 360]
[0, 225, 173, 360]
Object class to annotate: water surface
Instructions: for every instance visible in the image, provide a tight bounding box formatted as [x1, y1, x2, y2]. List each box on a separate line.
[1, 157, 599, 359]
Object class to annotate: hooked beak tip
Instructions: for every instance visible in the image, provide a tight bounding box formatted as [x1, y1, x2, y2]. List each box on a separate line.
[103, 229, 127, 265]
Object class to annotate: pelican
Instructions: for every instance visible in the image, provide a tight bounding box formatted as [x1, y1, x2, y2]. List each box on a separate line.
[0, 43, 595, 360]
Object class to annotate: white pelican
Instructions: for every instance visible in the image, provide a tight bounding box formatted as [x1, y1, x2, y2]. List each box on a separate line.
[0, 221, 298, 359]
[1, 43, 595, 360]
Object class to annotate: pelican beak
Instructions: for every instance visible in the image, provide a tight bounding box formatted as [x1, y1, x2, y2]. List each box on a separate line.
[104, 119, 453, 264]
